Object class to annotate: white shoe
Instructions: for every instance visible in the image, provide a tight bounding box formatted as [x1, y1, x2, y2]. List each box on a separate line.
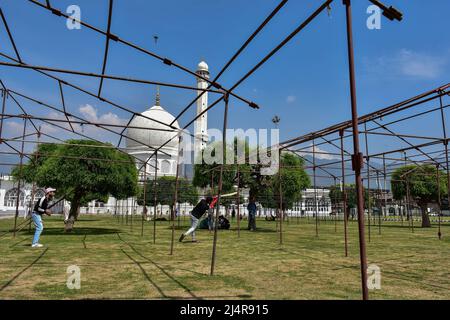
[31, 243, 43, 248]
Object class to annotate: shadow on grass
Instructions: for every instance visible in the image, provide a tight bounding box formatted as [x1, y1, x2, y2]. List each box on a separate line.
[0, 248, 48, 292]
[17, 227, 121, 236]
[10, 238, 28, 248]
[120, 249, 169, 299]
[118, 235, 247, 300]
[121, 239, 255, 300]
[67, 219, 103, 222]
[229, 227, 277, 233]
[375, 224, 428, 230]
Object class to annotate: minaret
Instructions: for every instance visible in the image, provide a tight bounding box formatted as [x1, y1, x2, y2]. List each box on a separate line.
[155, 85, 160, 106]
[194, 61, 209, 160]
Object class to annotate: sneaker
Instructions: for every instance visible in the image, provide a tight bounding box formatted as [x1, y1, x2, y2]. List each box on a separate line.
[31, 243, 43, 248]
[179, 234, 185, 242]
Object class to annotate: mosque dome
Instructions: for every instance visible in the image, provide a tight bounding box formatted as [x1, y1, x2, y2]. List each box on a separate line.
[126, 99, 180, 153]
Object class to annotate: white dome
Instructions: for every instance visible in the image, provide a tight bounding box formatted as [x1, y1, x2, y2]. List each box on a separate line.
[198, 61, 209, 71]
[126, 105, 180, 152]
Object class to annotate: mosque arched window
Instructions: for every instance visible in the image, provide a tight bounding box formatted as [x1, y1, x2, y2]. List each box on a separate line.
[161, 160, 171, 174]
[25, 189, 46, 209]
[4, 188, 25, 207]
[34, 189, 45, 200]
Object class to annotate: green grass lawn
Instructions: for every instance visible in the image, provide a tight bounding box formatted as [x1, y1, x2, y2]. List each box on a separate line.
[0, 214, 448, 300]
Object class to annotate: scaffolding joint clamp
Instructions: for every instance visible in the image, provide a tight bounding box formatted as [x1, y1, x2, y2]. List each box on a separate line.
[249, 102, 259, 109]
[50, 8, 62, 16]
[351, 152, 364, 171]
[211, 82, 222, 90]
[108, 33, 119, 42]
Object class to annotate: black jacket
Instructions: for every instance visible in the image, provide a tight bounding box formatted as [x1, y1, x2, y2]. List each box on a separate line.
[33, 196, 49, 215]
[191, 199, 210, 219]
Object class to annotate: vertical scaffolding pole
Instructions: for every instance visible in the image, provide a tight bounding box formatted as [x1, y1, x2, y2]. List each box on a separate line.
[130, 199, 134, 230]
[236, 165, 241, 238]
[0, 89, 6, 139]
[115, 198, 118, 223]
[364, 123, 371, 242]
[343, 0, 369, 300]
[210, 93, 229, 276]
[279, 148, 283, 245]
[333, 177, 337, 232]
[376, 170, 381, 235]
[126, 198, 129, 225]
[383, 154, 387, 222]
[436, 164, 442, 240]
[210, 171, 214, 234]
[340, 129, 349, 257]
[170, 134, 182, 255]
[439, 92, 448, 239]
[313, 139, 318, 237]
[404, 152, 414, 233]
[13, 118, 27, 237]
[405, 177, 413, 233]
[153, 151, 158, 244]
[141, 162, 147, 237]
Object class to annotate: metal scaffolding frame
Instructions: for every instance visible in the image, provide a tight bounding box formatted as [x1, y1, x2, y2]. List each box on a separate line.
[2, 0, 444, 300]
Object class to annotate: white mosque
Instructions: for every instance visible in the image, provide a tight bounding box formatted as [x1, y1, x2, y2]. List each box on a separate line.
[0, 61, 211, 217]
[0, 61, 337, 219]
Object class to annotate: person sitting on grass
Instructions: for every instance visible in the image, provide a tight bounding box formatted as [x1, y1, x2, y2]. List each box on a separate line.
[179, 196, 217, 243]
[31, 187, 55, 248]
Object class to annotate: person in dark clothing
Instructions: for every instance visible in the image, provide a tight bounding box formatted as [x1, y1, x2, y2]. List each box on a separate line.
[247, 197, 257, 231]
[231, 207, 236, 220]
[179, 196, 215, 242]
[31, 187, 56, 247]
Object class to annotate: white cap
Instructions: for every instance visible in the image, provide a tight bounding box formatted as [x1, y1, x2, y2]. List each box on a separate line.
[45, 187, 56, 194]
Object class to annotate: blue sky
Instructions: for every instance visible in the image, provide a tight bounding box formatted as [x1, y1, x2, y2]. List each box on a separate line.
[0, 0, 449, 168]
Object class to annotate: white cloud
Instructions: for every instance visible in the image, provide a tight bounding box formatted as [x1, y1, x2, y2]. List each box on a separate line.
[298, 144, 338, 160]
[286, 95, 296, 104]
[364, 49, 448, 79]
[79, 104, 98, 121]
[4, 121, 23, 137]
[79, 104, 125, 126]
[13, 105, 127, 144]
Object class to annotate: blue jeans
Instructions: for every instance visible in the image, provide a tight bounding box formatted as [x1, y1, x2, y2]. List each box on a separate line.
[248, 211, 256, 230]
[31, 212, 43, 245]
[207, 211, 214, 231]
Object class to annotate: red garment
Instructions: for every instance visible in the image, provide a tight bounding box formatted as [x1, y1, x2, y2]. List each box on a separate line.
[209, 196, 219, 208]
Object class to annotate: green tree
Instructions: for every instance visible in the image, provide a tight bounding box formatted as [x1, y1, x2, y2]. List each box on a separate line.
[329, 184, 370, 209]
[140, 176, 198, 219]
[192, 139, 250, 194]
[192, 139, 253, 213]
[272, 152, 310, 211]
[329, 184, 372, 219]
[193, 142, 310, 212]
[391, 165, 447, 228]
[12, 140, 138, 231]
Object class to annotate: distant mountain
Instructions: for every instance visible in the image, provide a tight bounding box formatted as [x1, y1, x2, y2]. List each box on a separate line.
[302, 155, 387, 189]
[0, 154, 19, 175]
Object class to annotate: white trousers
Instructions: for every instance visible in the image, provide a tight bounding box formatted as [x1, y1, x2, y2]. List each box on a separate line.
[184, 214, 199, 240]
